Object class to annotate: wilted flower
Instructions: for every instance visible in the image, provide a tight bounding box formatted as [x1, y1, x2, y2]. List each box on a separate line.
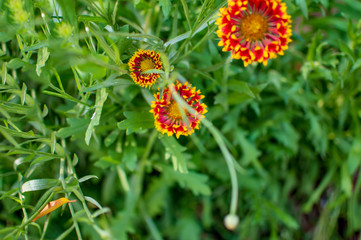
[150, 81, 207, 138]
[128, 49, 163, 87]
[216, 0, 292, 66]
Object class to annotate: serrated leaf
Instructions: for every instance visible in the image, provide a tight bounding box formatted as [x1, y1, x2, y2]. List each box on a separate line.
[117, 111, 154, 134]
[144, 177, 169, 216]
[160, 136, 188, 173]
[85, 88, 108, 145]
[235, 130, 260, 165]
[21, 179, 59, 193]
[56, 118, 90, 139]
[228, 80, 256, 98]
[164, 166, 211, 196]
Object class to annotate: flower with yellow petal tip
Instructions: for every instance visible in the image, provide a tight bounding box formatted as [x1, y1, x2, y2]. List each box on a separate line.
[128, 49, 163, 87]
[216, 0, 292, 66]
[32, 198, 77, 222]
[150, 81, 207, 138]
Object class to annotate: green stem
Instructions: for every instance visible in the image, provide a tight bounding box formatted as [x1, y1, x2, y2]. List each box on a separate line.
[59, 156, 83, 240]
[134, 129, 158, 199]
[140, 201, 163, 240]
[18, 173, 29, 240]
[171, 87, 239, 216]
[40, 215, 50, 240]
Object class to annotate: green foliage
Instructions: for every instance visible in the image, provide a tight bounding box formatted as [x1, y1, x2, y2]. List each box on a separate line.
[1, 0, 361, 239]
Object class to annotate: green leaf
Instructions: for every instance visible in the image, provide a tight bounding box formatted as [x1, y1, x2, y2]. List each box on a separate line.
[159, 0, 171, 18]
[263, 199, 299, 229]
[0, 188, 18, 200]
[21, 179, 59, 193]
[84, 196, 103, 209]
[7, 58, 28, 70]
[78, 175, 99, 183]
[76, 53, 109, 79]
[295, 0, 308, 19]
[56, 0, 78, 35]
[56, 118, 90, 139]
[104, 129, 120, 147]
[339, 40, 355, 62]
[341, 162, 352, 197]
[235, 130, 260, 166]
[178, 217, 201, 240]
[123, 135, 137, 171]
[36, 47, 50, 76]
[82, 74, 132, 92]
[85, 88, 108, 145]
[164, 166, 211, 196]
[144, 177, 169, 216]
[347, 138, 361, 174]
[160, 136, 188, 173]
[117, 111, 154, 134]
[228, 80, 256, 98]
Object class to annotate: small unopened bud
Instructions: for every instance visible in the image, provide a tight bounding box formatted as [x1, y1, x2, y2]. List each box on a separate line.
[224, 214, 239, 231]
[56, 22, 73, 38]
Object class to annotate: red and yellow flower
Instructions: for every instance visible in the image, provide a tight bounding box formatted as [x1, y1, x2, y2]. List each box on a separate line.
[150, 81, 207, 138]
[128, 49, 163, 87]
[216, 0, 292, 66]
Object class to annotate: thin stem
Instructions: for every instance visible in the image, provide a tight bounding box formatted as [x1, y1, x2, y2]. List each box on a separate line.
[134, 129, 158, 199]
[18, 173, 29, 240]
[40, 215, 50, 240]
[140, 201, 164, 240]
[170, 86, 239, 216]
[59, 156, 83, 240]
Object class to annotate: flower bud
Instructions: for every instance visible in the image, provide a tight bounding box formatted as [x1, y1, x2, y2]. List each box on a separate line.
[224, 214, 239, 231]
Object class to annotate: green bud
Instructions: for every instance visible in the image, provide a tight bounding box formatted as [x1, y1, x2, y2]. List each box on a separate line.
[56, 22, 74, 38]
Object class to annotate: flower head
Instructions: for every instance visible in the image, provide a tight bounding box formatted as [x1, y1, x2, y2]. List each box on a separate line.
[150, 81, 207, 138]
[128, 49, 163, 87]
[216, 0, 292, 66]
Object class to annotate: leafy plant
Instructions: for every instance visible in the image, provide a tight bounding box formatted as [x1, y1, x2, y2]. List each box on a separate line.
[1, 0, 361, 239]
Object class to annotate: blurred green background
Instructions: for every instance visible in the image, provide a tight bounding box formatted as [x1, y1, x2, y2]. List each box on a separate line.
[1, 0, 361, 239]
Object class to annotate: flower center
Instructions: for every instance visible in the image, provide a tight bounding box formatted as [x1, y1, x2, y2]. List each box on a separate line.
[240, 14, 268, 41]
[140, 58, 155, 72]
[168, 101, 186, 120]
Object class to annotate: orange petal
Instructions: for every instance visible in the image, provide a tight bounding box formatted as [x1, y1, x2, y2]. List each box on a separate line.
[32, 197, 77, 222]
